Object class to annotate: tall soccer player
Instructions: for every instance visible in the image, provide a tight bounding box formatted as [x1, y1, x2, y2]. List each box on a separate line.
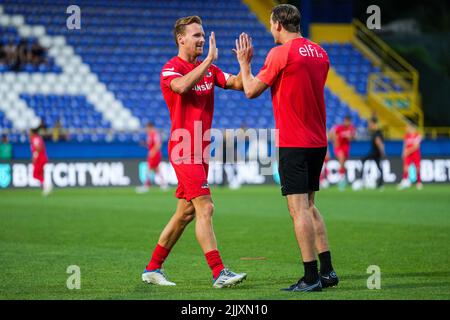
[142, 16, 247, 288]
[136, 122, 168, 193]
[29, 128, 52, 196]
[398, 122, 423, 190]
[330, 115, 356, 190]
[234, 4, 338, 292]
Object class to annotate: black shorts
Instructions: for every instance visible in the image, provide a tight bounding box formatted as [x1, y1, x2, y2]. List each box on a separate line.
[278, 147, 327, 196]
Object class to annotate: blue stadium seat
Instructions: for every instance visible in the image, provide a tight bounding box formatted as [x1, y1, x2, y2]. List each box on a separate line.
[0, 0, 373, 140]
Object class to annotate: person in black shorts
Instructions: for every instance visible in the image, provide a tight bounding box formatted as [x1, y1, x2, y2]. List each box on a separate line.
[361, 117, 385, 188]
[235, 4, 338, 292]
[278, 147, 327, 196]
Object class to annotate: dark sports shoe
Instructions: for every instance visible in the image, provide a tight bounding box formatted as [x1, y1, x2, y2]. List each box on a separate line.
[281, 277, 322, 292]
[320, 270, 339, 288]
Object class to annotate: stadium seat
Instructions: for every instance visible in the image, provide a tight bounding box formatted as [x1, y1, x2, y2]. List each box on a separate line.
[0, 0, 371, 141]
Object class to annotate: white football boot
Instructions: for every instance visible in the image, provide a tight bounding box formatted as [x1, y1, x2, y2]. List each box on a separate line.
[142, 269, 176, 286]
[212, 268, 247, 288]
[397, 179, 411, 190]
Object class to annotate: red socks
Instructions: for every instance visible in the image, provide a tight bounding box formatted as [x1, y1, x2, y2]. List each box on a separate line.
[146, 244, 170, 271]
[205, 250, 225, 279]
[147, 246, 224, 278]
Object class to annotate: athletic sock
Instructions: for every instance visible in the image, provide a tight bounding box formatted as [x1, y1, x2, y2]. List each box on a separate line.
[318, 251, 334, 274]
[402, 171, 408, 180]
[146, 244, 170, 271]
[205, 250, 225, 279]
[303, 260, 319, 284]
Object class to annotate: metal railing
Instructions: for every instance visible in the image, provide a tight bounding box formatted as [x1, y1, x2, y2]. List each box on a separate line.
[353, 19, 423, 129]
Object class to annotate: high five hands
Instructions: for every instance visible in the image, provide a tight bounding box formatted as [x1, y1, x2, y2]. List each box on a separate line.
[207, 31, 219, 62]
[232, 33, 253, 66]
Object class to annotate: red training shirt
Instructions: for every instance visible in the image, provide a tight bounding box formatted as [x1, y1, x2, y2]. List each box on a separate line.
[256, 37, 329, 148]
[30, 134, 48, 162]
[147, 129, 162, 158]
[332, 124, 355, 149]
[404, 132, 421, 157]
[160, 56, 229, 162]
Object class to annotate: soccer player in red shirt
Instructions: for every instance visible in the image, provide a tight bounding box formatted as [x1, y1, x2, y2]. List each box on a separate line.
[142, 16, 247, 288]
[234, 4, 338, 292]
[398, 122, 423, 190]
[330, 116, 356, 190]
[29, 128, 52, 196]
[136, 122, 168, 193]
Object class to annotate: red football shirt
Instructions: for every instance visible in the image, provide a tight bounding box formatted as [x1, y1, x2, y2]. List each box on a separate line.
[160, 56, 229, 162]
[333, 124, 355, 149]
[404, 132, 421, 157]
[30, 134, 48, 162]
[147, 129, 162, 158]
[256, 37, 329, 148]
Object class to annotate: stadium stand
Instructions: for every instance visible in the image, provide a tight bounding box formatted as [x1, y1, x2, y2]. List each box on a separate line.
[0, 0, 368, 143]
[322, 42, 381, 95]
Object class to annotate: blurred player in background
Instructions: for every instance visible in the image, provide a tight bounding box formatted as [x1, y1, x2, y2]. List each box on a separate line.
[142, 16, 247, 288]
[354, 117, 385, 190]
[398, 122, 423, 190]
[234, 4, 338, 292]
[0, 134, 12, 161]
[330, 115, 356, 190]
[29, 128, 52, 196]
[136, 122, 168, 193]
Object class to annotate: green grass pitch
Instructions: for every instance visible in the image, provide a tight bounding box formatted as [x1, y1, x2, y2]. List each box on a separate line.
[0, 185, 449, 300]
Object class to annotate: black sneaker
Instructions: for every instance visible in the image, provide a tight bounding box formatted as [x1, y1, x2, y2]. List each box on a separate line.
[281, 277, 322, 292]
[320, 270, 339, 288]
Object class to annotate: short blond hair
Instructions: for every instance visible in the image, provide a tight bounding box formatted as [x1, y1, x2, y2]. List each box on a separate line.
[173, 16, 203, 47]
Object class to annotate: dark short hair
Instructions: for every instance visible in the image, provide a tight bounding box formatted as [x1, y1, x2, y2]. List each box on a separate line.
[146, 122, 154, 127]
[271, 4, 301, 33]
[370, 117, 378, 124]
[173, 15, 203, 47]
[344, 115, 352, 121]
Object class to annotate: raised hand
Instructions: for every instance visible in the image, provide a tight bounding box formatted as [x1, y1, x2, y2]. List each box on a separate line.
[232, 33, 253, 65]
[207, 31, 218, 62]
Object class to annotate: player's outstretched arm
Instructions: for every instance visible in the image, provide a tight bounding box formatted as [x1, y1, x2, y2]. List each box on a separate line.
[233, 33, 268, 99]
[170, 32, 218, 94]
[224, 71, 243, 90]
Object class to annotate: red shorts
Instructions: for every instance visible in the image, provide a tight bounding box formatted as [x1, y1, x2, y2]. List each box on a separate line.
[33, 158, 47, 183]
[172, 162, 210, 202]
[334, 146, 350, 160]
[148, 152, 162, 170]
[405, 154, 420, 167]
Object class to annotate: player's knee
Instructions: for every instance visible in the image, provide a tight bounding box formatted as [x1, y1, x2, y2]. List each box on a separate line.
[288, 206, 307, 220]
[180, 205, 195, 224]
[181, 212, 195, 226]
[183, 204, 195, 216]
[197, 202, 214, 219]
